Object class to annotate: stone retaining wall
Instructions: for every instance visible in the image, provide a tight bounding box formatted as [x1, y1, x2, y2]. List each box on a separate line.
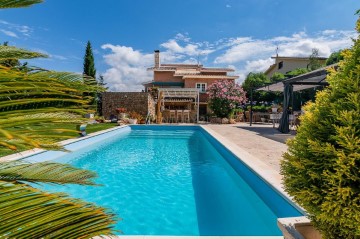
[102, 92, 155, 120]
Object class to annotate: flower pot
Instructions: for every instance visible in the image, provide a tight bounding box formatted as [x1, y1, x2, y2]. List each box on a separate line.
[128, 118, 137, 124]
[119, 113, 127, 119]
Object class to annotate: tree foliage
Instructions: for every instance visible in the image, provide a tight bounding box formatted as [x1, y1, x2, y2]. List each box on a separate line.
[326, 50, 344, 66]
[242, 72, 270, 93]
[281, 17, 360, 239]
[270, 72, 286, 83]
[207, 80, 247, 118]
[83, 41, 96, 80]
[0, 66, 104, 153]
[0, 44, 47, 61]
[285, 68, 309, 78]
[307, 48, 323, 71]
[242, 72, 282, 103]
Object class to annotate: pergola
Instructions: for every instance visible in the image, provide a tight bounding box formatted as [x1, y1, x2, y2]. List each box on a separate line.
[255, 64, 337, 133]
[157, 88, 200, 122]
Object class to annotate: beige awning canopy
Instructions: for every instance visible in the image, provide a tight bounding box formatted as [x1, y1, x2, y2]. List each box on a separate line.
[158, 88, 199, 99]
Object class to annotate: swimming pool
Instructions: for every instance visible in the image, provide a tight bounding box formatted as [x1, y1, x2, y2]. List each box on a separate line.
[30, 125, 302, 236]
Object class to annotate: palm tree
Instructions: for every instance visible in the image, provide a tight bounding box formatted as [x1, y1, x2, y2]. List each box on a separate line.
[0, 59, 117, 238]
[0, 53, 117, 239]
[0, 1, 117, 237]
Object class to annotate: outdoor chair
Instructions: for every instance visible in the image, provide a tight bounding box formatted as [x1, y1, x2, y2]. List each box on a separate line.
[183, 110, 190, 123]
[169, 110, 176, 123]
[176, 110, 183, 123]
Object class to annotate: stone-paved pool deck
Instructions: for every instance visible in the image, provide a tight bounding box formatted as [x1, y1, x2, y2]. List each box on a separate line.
[204, 122, 296, 173]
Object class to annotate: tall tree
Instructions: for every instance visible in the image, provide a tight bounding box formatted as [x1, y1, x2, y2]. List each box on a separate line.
[83, 41, 96, 79]
[242, 72, 273, 102]
[307, 48, 323, 71]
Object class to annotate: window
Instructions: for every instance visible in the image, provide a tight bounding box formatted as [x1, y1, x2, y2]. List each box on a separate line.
[196, 83, 207, 93]
[278, 61, 284, 69]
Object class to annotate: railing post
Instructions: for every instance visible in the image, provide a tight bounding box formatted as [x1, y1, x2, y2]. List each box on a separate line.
[250, 87, 253, 126]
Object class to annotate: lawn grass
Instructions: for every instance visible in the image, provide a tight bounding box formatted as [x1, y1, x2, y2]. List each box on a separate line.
[0, 122, 118, 158]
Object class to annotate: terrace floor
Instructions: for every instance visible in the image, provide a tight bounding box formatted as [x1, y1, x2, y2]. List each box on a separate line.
[204, 122, 296, 173]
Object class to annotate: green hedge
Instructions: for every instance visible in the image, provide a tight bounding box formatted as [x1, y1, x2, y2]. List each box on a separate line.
[246, 105, 271, 112]
[281, 17, 360, 239]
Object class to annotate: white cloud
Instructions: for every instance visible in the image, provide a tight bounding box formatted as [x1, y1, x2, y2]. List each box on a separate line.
[235, 58, 274, 84]
[51, 54, 67, 60]
[215, 39, 274, 63]
[0, 19, 33, 37]
[216, 30, 355, 65]
[174, 33, 190, 42]
[101, 44, 153, 92]
[226, 4, 231, 8]
[0, 29, 18, 38]
[161, 39, 199, 56]
[101, 29, 355, 91]
[161, 34, 215, 56]
[214, 29, 355, 83]
[31, 48, 67, 61]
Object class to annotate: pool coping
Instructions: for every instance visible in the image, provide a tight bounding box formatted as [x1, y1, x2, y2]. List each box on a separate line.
[93, 236, 284, 239]
[199, 125, 303, 213]
[0, 124, 307, 238]
[0, 125, 127, 162]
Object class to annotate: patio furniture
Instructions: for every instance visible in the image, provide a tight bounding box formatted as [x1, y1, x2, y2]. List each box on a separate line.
[183, 110, 190, 123]
[270, 113, 282, 128]
[162, 110, 169, 123]
[169, 110, 176, 123]
[253, 112, 270, 123]
[176, 110, 183, 123]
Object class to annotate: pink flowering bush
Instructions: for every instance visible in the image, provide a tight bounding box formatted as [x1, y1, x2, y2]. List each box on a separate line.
[207, 80, 247, 118]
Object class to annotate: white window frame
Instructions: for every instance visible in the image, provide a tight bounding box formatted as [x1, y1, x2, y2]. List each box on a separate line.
[196, 83, 207, 93]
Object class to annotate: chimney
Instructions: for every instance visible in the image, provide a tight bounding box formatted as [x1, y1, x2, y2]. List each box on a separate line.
[154, 50, 160, 68]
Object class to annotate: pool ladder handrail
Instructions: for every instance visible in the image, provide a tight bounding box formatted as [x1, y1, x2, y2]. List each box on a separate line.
[145, 113, 151, 124]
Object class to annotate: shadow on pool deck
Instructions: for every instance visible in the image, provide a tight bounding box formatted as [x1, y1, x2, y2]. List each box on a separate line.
[235, 123, 296, 144]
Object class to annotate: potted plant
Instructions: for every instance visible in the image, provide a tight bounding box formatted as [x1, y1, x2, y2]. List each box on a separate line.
[271, 104, 279, 113]
[139, 115, 146, 124]
[128, 111, 141, 124]
[116, 107, 127, 119]
[94, 115, 104, 123]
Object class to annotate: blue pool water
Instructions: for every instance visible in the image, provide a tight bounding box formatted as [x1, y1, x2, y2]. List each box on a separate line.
[38, 126, 302, 236]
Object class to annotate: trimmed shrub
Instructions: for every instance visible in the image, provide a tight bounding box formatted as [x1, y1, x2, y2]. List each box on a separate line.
[281, 17, 360, 238]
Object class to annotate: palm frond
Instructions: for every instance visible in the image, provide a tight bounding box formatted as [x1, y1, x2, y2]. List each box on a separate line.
[0, 0, 42, 8]
[0, 181, 117, 238]
[0, 112, 83, 151]
[0, 161, 98, 185]
[0, 46, 47, 60]
[0, 67, 97, 152]
[0, 107, 87, 118]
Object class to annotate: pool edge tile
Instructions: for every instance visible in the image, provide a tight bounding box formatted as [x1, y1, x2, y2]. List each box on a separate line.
[0, 125, 128, 162]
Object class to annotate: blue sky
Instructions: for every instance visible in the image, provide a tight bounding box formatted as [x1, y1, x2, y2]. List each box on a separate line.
[0, 0, 358, 91]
